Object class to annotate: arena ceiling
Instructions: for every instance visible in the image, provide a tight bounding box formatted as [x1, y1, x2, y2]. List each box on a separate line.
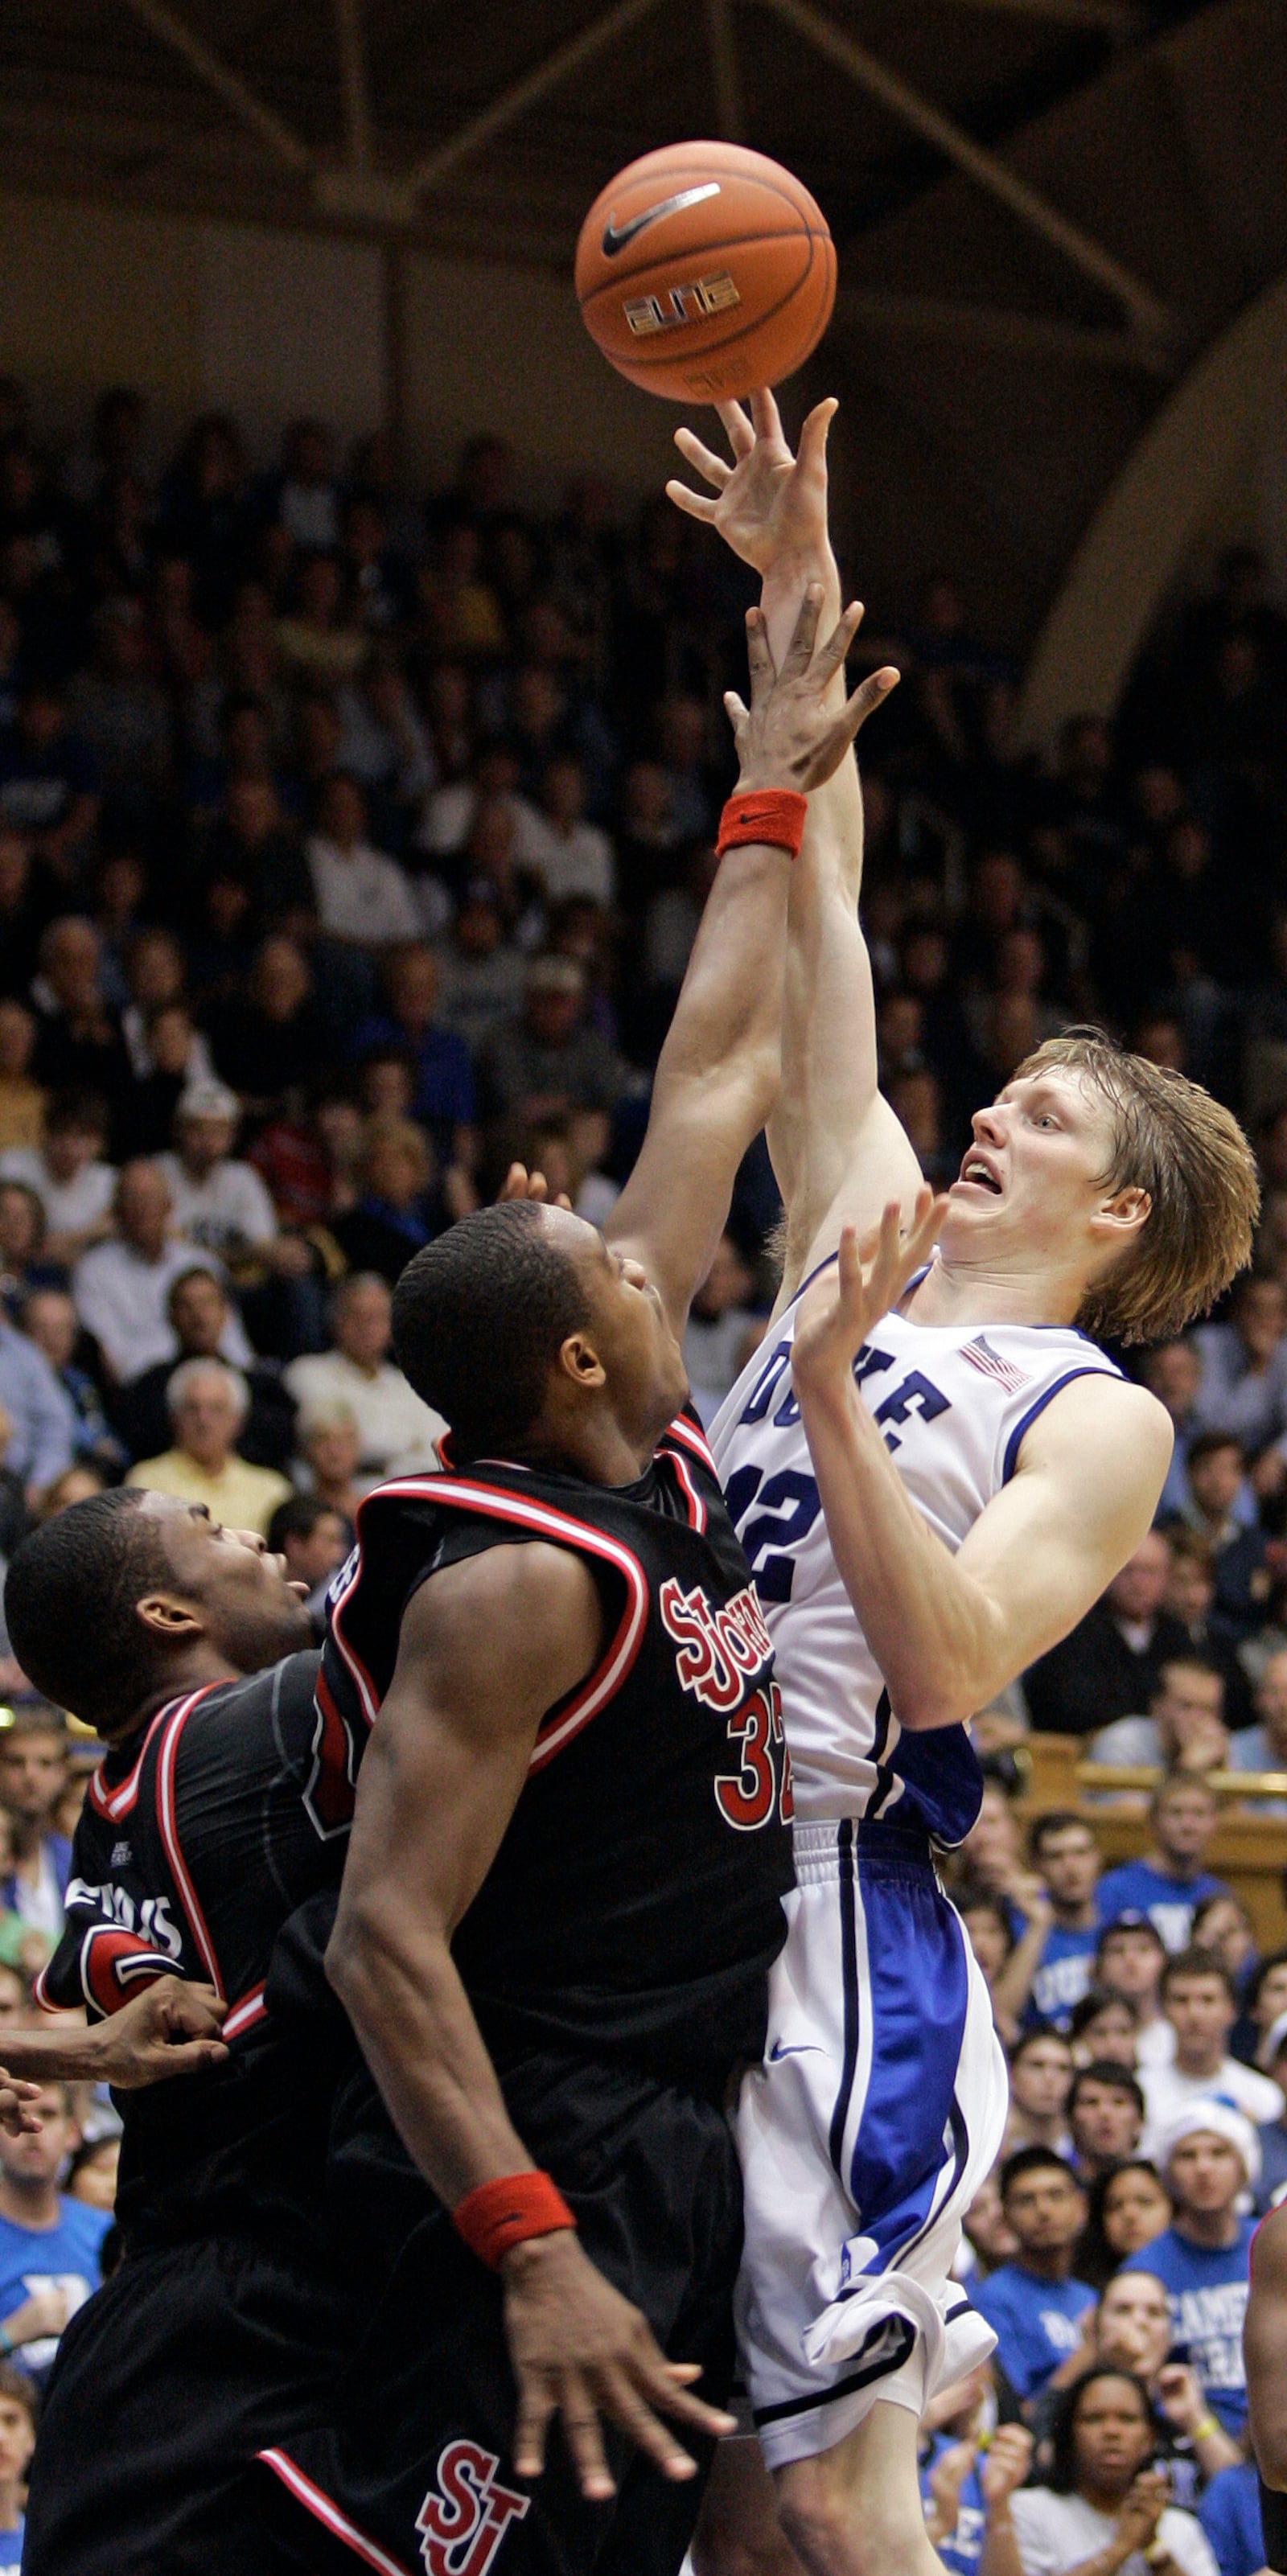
[2, 0, 1286, 654]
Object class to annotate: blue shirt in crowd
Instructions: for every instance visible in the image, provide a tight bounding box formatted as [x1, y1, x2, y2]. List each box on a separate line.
[971, 2264, 1096, 2401]
[1199, 2463, 1266, 2576]
[1024, 1923, 1102, 2029]
[1097, 1859, 1227, 1954]
[1122, 2219, 1256, 2433]
[0, 2514, 20, 2576]
[0, 2195, 110, 2387]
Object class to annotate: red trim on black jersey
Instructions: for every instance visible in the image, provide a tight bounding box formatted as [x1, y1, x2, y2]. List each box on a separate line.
[352, 1475, 650, 1771]
[327, 1538, 382, 1729]
[664, 1447, 708, 1535]
[660, 1410, 719, 1476]
[258, 2450, 413, 2574]
[87, 1703, 171, 1822]
[223, 1980, 268, 2042]
[154, 1698, 224, 1997]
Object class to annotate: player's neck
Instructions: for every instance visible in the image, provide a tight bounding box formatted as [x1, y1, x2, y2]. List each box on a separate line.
[508, 1413, 655, 1488]
[905, 1250, 1084, 1333]
[129, 1645, 247, 1732]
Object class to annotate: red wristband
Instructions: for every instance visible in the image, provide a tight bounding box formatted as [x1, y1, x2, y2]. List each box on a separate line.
[452, 2170, 576, 2269]
[715, 788, 808, 860]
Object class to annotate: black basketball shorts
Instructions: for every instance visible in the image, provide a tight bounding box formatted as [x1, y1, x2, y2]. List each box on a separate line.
[23, 2223, 346, 2576]
[259, 2045, 743, 2576]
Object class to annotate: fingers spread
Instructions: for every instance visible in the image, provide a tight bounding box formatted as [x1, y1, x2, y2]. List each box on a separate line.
[831, 668, 898, 758]
[743, 607, 775, 698]
[780, 581, 824, 677]
[598, 2369, 696, 2480]
[672, 427, 731, 489]
[512, 2375, 556, 2482]
[812, 601, 863, 684]
[664, 479, 717, 524]
[722, 690, 749, 735]
[716, 399, 755, 458]
[798, 396, 837, 466]
[559, 2371, 616, 2500]
[749, 387, 785, 446]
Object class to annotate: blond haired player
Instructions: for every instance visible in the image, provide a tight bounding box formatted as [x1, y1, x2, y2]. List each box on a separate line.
[668, 392, 1259, 2576]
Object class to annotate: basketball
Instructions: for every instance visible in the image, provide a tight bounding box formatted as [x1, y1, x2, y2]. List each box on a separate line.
[575, 140, 835, 404]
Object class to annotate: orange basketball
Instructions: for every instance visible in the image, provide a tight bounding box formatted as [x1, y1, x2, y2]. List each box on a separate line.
[575, 141, 835, 404]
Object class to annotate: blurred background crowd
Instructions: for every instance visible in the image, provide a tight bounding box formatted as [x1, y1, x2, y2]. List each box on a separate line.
[0, 374, 1284, 2576]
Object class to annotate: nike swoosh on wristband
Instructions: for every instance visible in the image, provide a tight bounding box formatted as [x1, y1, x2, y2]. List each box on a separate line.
[601, 183, 721, 257]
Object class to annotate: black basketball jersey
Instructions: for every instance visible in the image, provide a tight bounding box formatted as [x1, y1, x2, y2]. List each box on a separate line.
[39, 1649, 346, 2237]
[315, 1411, 795, 2096]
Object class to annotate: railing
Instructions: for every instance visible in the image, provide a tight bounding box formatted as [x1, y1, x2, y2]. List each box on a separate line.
[1011, 1735, 1287, 1947]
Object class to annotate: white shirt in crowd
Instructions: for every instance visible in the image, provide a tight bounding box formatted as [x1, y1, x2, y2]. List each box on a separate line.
[0, 1149, 115, 1240]
[72, 1239, 250, 1383]
[519, 811, 615, 908]
[417, 783, 541, 861]
[156, 1153, 279, 1258]
[1141, 2055, 1285, 2159]
[1007, 2487, 1218, 2576]
[283, 1348, 446, 1487]
[306, 834, 420, 947]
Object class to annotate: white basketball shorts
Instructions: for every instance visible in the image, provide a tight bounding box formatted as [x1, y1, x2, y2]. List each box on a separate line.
[735, 1814, 1009, 2471]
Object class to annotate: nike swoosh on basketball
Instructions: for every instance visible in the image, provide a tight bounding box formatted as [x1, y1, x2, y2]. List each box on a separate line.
[601, 183, 721, 257]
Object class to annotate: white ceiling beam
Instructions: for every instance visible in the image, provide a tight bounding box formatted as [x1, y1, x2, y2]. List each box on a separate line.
[333, 0, 375, 172]
[706, 0, 746, 142]
[757, 0, 1172, 340]
[406, 0, 666, 199]
[117, 0, 313, 173]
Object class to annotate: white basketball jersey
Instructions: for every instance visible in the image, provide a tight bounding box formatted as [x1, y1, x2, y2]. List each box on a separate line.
[710, 1284, 1123, 1843]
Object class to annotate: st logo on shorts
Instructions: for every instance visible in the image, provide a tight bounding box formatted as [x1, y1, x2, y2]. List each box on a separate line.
[417, 2438, 530, 2576]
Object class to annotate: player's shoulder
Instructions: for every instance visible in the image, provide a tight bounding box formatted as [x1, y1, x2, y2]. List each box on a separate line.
[402, 1535, 600, 1657]
[1014, 1368, 1172, 1473]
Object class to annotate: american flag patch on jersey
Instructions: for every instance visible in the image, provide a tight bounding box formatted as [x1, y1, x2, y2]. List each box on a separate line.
[962, 1334, 1030, 1394]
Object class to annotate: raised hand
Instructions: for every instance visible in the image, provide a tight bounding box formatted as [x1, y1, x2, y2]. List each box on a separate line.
[666, 387, 834, 577]
[792, 1190, 944, 1397]
[979, 2421, 1033, 2508]
[727, 585, 898, 795]
[495, 1161, 573, 1213]
[1115, 2468, 1170, 2556]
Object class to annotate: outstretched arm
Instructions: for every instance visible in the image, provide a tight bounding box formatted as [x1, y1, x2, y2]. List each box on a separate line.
[668, 392, 921, 1311]
[606, 582, 891, 1338]
[789, 1209, 1174, 1729]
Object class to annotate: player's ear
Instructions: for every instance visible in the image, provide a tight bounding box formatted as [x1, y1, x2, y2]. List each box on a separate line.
[1093, 1183, 1151, 1242]
[135, 1590, 206, 1641]
[557, 1331, 607, 1395]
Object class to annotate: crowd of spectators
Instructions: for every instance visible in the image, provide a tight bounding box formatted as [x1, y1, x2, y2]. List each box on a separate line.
[0, 377, 1285, 2568]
